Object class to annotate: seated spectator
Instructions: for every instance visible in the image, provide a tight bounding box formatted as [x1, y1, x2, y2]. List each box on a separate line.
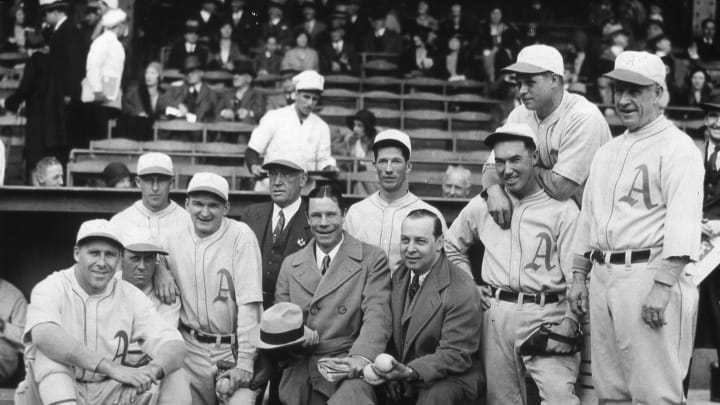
[281, 31, 319, 73]
[641, 16, 665, 51]
[598, 22, 630, 74]
[0, 278, 27, 386]
[265, 73, 295, 112]
[121, 61, 169, 140]
[32, 156, 64, 187]
[676, 67, 714, 107]
[362, 8, 403, 54]
[219, 61, 264, 124]
[102, 162, 132, 188]
[254, 34, 283, 77]
[208, 20, 251, 72]
[595, 76, 617, 119]
[480, 7, 508, 51]
[194, 0, 222, 41]
[261, 0, 293, 50]
[521, 0, 555, 24]
[654, 35, 676, 91]
[8, 6, 28, 52]
[439, 34, 472, 81]
[319, 26, 361, 76]
[442, 165, 471, 198]
[413, 0, 439, 33]
[690, 18, 720, 62]
[228, 0, 259, 54]
[167, 19, 210, 70]
[493, 29, 520, 80]
[402, 28, 437, 78]
[438, 2, 476, 50]
[295, 1, 327, 48]
[337, 109, 379, 195]
[163, 55, 225, 122]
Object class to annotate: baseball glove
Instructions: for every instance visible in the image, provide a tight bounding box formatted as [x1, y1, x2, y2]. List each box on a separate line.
[519, 322, 583, 356]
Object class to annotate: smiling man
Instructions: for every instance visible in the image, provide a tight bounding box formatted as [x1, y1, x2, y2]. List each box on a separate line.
[275, 184, 391, 405]
[15, 219, 187, 405]
[246, 70, 337, 191]
[569, 51, 703, 404]
[161, 172, 263, 405]
[482, 44, 611, 229]
[345, 129, 446, 273]
[445, 123, 582, 405]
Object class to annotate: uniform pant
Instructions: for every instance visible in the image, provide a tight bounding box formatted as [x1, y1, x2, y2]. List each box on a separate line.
[483, 295, 580, 405]
[182, 331, 256, 405]
[589, 260, 698, 404]
[279, 373, 375, 405]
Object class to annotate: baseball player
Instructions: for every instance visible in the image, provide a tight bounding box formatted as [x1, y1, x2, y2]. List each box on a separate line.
[483, 44, 611, 228]
[14, 219, 187, 405]
[161, 172, 263, 405]
[569, 51, 703, 404]
[0, 278, 26, 385]
[445, 123, 581, 404]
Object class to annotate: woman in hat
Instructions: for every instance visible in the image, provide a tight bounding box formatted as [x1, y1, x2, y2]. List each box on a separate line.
[208, 19, 251, 72]
[338, 109, 379, 195]
[101, 162, 132, 188]
[281, 30, 319, 73]
[120, 61, 170, 140]
[401, 27, 438, 78]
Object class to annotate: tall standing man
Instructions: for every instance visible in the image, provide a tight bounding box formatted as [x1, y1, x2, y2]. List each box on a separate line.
[445, 123, 582, 404]
[275, 184, 392, 405]
[162, 172, 263, 405]
[344, 129, 446, 272]
[570, 51, 703, 404]
[483, 44, 611, 228]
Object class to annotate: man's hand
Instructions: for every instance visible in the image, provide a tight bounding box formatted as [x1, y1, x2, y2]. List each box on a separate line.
[236, 108, 249, 120]
[250, 164, 266, 177]
[104, 361, 158, 392]
[568, 273, 589, 316]
[302, 327, 319, 347]
[545, 318, 579, 354]
[642, 282, 672, 328]
[372, 358, 414, 381]
[385, 380, 405, 402]
[217, 368, 253, 396]
[178, 104, 189, 116]
[113, 385, 140, 405]
[219, 109, 235, 120]
[153, 262, 178, 305]
[486, 185, 513, 229]
[333, 356, 370, 378]
[478, 285, 492, 311]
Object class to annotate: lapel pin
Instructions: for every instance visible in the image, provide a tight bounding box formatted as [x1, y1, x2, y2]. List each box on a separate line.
[297, 238, 306, 247]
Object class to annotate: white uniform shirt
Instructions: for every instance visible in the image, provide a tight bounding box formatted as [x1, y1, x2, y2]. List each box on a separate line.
[162, 218, 263, 372]
[248, 104, 336, 171]
[111, 200, 189, 241]
[84, 29, 125, 106]
[23, 268, 183, 382]
[446, 189, 578, 294]
[344, 191, 447, 272]
[0, 139, 5, 186]
[125, 283, 181, 366]
[573, 116, 704, 261]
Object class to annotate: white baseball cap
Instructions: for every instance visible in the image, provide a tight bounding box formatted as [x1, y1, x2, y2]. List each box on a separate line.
[76, 219, 123, 247]
[101, 8, 126, 28]
[188, 172, 229, 201]
[484, 122, 537, 148]
[293, 70, 324, 92]
[502, 44, 564, 77]
[122, 227, 167, 255]
[603, 51, 666, 86]
[373, 129, 412, 159]
[137, 152, 173, 177]
[262, 156, 307, 172]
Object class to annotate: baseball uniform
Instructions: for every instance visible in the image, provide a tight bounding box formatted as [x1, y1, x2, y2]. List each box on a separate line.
[484, 91, 611, 202]
[445, 188, 581, 405]
[111, 200, 189, 240]
[344, 191, 447, 272]
[162, 217, 263, 405]
[14, 268, 185, 405]
[0, 279, 26, 383]
[574, 116, 703, 404]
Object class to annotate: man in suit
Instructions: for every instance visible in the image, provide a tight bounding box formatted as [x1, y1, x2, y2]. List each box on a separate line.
[275, 184, 392, 405]
[692, 18, 720, 62]
[219, 62, 265, 124]
[295, 2, 327, 48]
[374, 209, 483, 404]
[344, 0, 370, 49]
[261, 0, 293, 50]
[254, 34, 283, 77]
[228, 0, 260, 54]
[319, 26, 360, 76]
[167, 19, 210, 70]
[361, 9, 402, 54]
[164, 55, 224, 122]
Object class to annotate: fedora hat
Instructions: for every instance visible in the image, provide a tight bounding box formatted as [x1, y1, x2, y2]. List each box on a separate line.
[702, 93, 720, 112]
[249, 303, 310, 349]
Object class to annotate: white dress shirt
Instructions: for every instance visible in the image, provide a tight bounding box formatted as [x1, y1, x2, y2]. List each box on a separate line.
[315, 235, 344, 274]
[272, 197, 302, 231]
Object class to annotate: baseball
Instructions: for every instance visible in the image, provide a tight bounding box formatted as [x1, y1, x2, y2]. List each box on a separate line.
[362, 364, 383, 386]
[216, 378, 231, 395]
[374, 353, 395, 372]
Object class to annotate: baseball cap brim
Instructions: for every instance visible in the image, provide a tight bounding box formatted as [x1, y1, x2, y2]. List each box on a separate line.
[124, 243, 168, 255]
[484, 132, 536, 149]
[248, 324, 311, 350]
[187, 186, 227, 201]
[77, 232, 123, 247]
[262, 159, 305, 172]
[138, 167, 173, 177]
[604, 69, 657, 86]
[373, 139, 410, 157]
[501, 62, 550, 75]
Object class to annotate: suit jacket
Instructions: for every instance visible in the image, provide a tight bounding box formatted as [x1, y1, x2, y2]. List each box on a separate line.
[275, 232, 392, 400]
[318, 41, 361, 76]
[253, 52, 283, 76]
[167, 40, 210, 70]
[389, 254, 483, 397]
[48, 19, 85, 101]
[361, 29, 403, 54]
[704, 140, 720, 219]
[295, 20, 328, 48]
[239, 200, 313, 307]
[260, 19, 293, 49]
[165, 83, 224, 122]
[229, 8, 260, 52]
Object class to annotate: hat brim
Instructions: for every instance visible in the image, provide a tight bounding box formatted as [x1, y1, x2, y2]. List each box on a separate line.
[501, 62, 552, 75]
[138, 167, 174, 177]
[604, 69, 657, 86]
[248, 325, 311, 349]
[262, 160, 305, 172]
[484, 132, 536, 149]
[701, 102, 720, 112]
[77, 233, 123, 248]
[373, 139, 411, 157]
[40, 1, 69, 11]
[124, 243, 168, 255]
[187, 186, 228, 201]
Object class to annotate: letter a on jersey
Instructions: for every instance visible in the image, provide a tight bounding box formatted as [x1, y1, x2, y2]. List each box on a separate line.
[619, 164, 657, 209]
[214, 268, 237, 303]
[525, 232, 556, 272]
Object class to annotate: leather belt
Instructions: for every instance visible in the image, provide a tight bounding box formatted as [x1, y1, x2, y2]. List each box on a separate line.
[490, 286, 560, 305]
[585, 249, 651, 265]
[179, 323, 235, 345]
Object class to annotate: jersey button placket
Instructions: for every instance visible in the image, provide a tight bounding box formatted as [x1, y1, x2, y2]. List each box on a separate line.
[509, 204, 522, 292]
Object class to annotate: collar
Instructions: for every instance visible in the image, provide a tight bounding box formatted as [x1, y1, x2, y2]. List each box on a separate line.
[626, 115, 669, 137]
[54, 16, 67, 31]
[373, 190, 416, 207]
[315, 234, 344, 269]
[200, 10, 211, 22]
[533, 90, 568, 124]
[135, 199, 177, 217]
[505, 187, 546, 206]
[273, 197, 302, 225]
[375, 28, 386, 37]
[70, 265, 115, 299]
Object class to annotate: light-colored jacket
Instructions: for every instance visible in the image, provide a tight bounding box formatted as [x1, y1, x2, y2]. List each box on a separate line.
[82, 29, 125, 109]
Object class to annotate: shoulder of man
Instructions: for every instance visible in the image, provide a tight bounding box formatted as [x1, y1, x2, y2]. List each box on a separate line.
[563, 92, 606, 120]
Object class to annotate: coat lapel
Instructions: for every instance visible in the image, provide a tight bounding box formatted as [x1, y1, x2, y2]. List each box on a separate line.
[391, 265, 410, 356]
[311, 234, 363, 304]
[290, 242, 322, 296]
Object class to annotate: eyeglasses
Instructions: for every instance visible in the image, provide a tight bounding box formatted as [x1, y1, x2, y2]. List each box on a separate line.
[268, 169, 300, 180]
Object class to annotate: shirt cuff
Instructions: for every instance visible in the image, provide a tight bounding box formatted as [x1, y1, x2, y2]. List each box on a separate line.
[572, 254, 592, 275]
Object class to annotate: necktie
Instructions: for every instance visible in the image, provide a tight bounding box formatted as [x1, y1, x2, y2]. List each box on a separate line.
[321, 255, 331, 275]
[272, 210, 285, 243]
[408, 273, 420, 301]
